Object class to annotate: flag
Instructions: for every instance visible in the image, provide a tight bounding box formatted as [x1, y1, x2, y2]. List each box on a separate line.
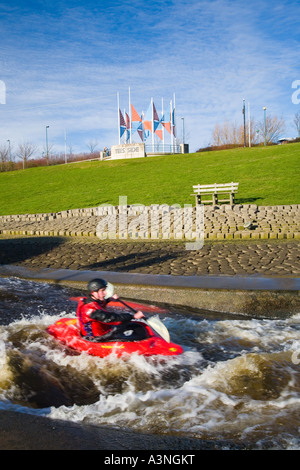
[143, 100, 160, 135]
[119, 109, 126, 138]
[155, 111, 164, 140]
[153, 102, 160, 132]
[137, 122, 144, 142]
[143, 101, 153, 133]
[172, 107, 176, 137]
[131, 104, 142, 122]
[155, 129, 163, 140]
[126, 112, 130, 142]
[126, 112, 130, 129]
[130, 104, 143, 136]
[161, 113, 171, 134]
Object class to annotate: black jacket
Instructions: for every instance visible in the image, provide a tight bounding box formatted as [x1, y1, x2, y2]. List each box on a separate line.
[85, 296, 133, 323]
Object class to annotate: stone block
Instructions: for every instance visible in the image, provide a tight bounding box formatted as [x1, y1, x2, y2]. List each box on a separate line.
[251, 232, 260, 239]
[241, 232, 251, 239]
[259, 232, 269, 239]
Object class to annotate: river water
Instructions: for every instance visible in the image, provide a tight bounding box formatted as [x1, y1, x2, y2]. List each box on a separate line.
[0, 277, 299, 450]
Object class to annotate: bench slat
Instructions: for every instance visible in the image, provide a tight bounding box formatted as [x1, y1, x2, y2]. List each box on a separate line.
[193, 183, 238, 191]
[193, 183, 238, 187]
[191, 182, 239, 205]
[192, 188, 238, 194]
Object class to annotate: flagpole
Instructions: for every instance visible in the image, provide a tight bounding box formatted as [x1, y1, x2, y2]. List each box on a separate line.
[162, 97, 164, 154]
[248, 102, 251, 148]
[151, 97, 154, 152]
[173, 92, 176, 151]
[64, 129, 67, 163]
[117, 92, 120, 145]
[129, 86, 132, 144]
[170, 99, 173, 151]
[123, 108, 127, 144]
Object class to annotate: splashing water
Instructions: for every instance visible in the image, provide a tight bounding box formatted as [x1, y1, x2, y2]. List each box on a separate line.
[0, 277, 299, 449]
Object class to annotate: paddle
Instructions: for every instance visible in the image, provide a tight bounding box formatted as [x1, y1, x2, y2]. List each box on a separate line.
[115, 298, 171, 343]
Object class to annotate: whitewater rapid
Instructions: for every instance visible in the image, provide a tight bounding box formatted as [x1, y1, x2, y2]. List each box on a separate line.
[0, 277, 299, 449]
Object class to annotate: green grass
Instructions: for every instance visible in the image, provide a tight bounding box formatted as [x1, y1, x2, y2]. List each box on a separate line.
[0, 144, 299, 215]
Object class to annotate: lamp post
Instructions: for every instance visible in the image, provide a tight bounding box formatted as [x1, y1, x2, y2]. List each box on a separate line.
[6, 139, 11, 161]
[64, 129, 67, 164]
[263, 107, 267, 146]
[243, 99, 246, 147]
[181, 117, 185, 144]
[45, 125, 49, 164]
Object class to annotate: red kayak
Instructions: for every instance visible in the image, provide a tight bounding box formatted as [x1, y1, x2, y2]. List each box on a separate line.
[47, 318, 183, 358]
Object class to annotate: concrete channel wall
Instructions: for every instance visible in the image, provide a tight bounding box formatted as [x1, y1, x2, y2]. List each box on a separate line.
[1, 265, 299, 319]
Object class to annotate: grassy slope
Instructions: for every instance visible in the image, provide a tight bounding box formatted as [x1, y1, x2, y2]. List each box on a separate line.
[0, 144, 299, 215]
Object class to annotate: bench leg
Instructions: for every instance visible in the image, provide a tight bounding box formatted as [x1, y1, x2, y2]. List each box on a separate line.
[212, 193, 217, 205]
[230, 193, 234, 205]
[196, 195, 201, 205]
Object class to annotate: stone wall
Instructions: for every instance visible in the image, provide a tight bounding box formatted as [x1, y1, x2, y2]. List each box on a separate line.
[0, 204, 299, 240]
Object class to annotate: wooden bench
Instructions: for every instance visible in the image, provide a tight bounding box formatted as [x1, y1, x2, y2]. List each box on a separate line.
[191, 182, 239, 205]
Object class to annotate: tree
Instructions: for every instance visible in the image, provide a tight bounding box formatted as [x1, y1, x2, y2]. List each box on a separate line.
[257, 115, 286, 144]
[0, 144, 9, 172]
[87, 140, 99, 153]
[16, 142, 37, 169]
[68, 142, 73, 160]
[42, 142, 55, 164]
[211, 119, 259, 147]
[211, 121, 239, 146]
[294, 112, 300, 137]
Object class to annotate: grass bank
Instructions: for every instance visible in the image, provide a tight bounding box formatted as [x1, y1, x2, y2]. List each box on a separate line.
[0, 143, 299, 215]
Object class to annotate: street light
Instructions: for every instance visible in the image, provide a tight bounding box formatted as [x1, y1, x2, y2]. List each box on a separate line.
[181, 117, 185, 144]
[243, 99, 246, 147]
[6, 139, 11, 161]
[263, 107, 267, 146]
[45, 125, 49, 163]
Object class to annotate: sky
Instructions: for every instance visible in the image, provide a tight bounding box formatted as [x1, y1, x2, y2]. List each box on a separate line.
[0, 0, 300, 156]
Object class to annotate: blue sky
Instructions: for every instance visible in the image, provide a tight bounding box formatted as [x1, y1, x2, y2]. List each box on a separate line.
[0, 0, 300, 155]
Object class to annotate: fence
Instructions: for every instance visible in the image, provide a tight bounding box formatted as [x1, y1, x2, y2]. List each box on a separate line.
[145, 143, 181, 154]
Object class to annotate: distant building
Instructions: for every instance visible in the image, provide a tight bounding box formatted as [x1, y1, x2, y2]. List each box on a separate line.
[277, 138, 293, 144]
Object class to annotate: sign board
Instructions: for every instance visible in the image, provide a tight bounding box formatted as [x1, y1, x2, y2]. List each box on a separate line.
[111, 143, 146, 160]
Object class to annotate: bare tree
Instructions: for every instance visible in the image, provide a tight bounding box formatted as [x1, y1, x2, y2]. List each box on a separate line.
[87, 140, 99, 153]
[211, 119, 259, 147]
[211, 121, 239, 146]
[0, 144, 9, 171]
[68, 142, 73, 160]
[257, 115, 286, 143]
[16, 142, 37, 169]
[294, 112, 300, 137]
[42, 142, 55, 164]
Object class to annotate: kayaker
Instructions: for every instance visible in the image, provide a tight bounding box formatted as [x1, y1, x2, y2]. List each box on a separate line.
[76, 278, 147, 342]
